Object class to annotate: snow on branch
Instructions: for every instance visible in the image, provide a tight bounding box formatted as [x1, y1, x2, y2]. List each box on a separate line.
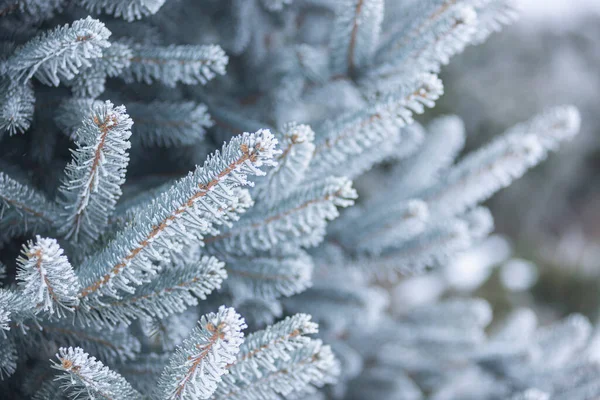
[422, 106, 581, 218]
[16, 236, 80, 316]
[158, 306, 246, 400]
[6, 17, 111, 86]
[51, 346, 142, 399]
[57, 100, 133, 245]
[76, 129, 278, 306]
[123, 44, 228, 87]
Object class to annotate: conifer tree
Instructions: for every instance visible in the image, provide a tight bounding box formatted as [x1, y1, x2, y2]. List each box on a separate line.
[0, 1, 594, 399]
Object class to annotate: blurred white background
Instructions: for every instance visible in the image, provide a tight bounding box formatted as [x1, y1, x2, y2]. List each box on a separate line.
[521, 0, 600, 25]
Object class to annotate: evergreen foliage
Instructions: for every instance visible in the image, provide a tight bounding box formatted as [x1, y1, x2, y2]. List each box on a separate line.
[0, 0, 591, 399]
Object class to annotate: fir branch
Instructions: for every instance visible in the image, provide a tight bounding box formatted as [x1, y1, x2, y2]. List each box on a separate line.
[16, 236, 80, 316]
[19, 320, 141, 363]
[55, 98, 100, 139]
[421, 106, 581, 218]
[77, 0, 167, 22]
[123, 44, 228, 87]
[212, 339, 339, 400]
[0, 289, 14, 337]
[392, 115, 466, 196]
[354, 207, 494, 277]
[251, 122, 315, 204]
[330, 0, 384, 76]
[6, 17, 111, 86]
[534, 314, 592, 368]
[158, 306, 246, 400]
[235, 298, 283, 331]
[31, 380, 68, 400]
[283, 283, 388, 334]
[403, 297, 493, 328]
[0, 0, 63, 19]
[78, 256, 227, 327]
[306, 73, 443, 180]
[67, 42, 133, 98]
[126, 100, 213, 147]
[377, 0, 463, 61]
[51, 346, 142, 399]
[0, 79, 35, 136]
[139, 309, 198, 351]
[118, 353, 171, 395]
[333, 120, 425, 179]
[57, 98, 212, 147]
[0, 171, 58, 229]
[336, 199, 430, 256]
[206, 177, 357, 256]
[368, 4, 477, 82]
[0, 336, 17, 380]
[225, 250, 314, 300]
[229, 0, 254, 55]
[76, 129, 278, 304]
[0, 285, 39, 329]
[229, 314, 318, 378]
[57, 100, 133, 245]
[470, 0, 519, 44]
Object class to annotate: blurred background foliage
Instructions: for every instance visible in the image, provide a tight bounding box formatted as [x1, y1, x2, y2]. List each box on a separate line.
[388, 3, 600, 325]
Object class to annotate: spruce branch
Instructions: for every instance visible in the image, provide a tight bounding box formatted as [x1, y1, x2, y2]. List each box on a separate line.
[392, 115, 466, 197]
[31, 380, 68, 400]
[0, 336, 17, 380]
[78, 256, 227, 327]
[212, 339, 339, 400]
[470, 0, 519, 44]
[225, 250, 314, 300]
[6, 16, 111, 86]
[206, 177, 357, 256]
[158, 306, 246, 400]
[0, 289, 14, 337]
[330, 0, 384, 76]
[76, 129, 278, 305]
[0, 79, 35, 136]
[421, 106, 581, 218]
[51, 346, 142, 400]
[335, 199, 430, 256]
[57, 100, 133, 245]
[118, 353, 171, 395]
[126, 100, 213, 147]
[368, 4, 477, 83]
[16, 236, 80, 316]
[337, 121, 425, 179]
[306, 73, 443, 179]
[251, 123, 315, 205]
[354, 207, 494, 277]
[229, 313, 318, 379]
[77, 0, 168, 22]
[0, 0, 63, 19]
[376, 0, 469, 62]
[0, 172, 58, 238]
[55, 98, 100, 139]
[57, 98, 212, 147]
[19, 319, 141, 363]
[123, 44, 228, 87]
[67, 42, 133, 98]
[139, 309, 198, 351]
